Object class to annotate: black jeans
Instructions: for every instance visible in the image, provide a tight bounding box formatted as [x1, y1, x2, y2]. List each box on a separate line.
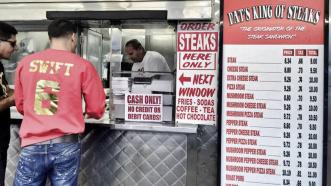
[0, 121, 10, 186]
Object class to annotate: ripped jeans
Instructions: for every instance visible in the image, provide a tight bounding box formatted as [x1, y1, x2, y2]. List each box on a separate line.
[13, 143, 81, 186]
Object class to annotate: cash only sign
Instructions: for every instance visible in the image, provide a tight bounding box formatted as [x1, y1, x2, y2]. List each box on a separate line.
[175, 22, 219, 125]
[125, 94, 163, 122]
[222, 0, 324, 186]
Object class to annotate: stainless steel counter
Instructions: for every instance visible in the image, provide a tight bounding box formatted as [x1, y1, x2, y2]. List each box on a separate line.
[10, 107, 197, 134]
[6, 107, 219, 186]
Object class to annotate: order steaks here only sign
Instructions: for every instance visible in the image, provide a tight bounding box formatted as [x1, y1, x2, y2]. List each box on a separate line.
[175, 22, 219, 125]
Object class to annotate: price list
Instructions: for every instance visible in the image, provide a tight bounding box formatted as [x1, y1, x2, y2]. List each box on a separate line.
[221, 1, 325, 185]
[221, 46, 324, 186]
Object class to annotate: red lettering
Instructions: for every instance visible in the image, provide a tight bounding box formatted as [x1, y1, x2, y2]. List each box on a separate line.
[180, 23, 215, 31]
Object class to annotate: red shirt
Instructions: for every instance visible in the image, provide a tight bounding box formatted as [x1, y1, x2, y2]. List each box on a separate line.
[15, 49, 105, 147]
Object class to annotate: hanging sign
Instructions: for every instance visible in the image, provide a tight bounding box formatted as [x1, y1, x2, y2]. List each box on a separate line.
[175, 22, 219, 125]
[125, 93, 163, 122]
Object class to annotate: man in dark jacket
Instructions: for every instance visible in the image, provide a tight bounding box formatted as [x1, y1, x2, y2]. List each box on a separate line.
[0, 21, 17, 186]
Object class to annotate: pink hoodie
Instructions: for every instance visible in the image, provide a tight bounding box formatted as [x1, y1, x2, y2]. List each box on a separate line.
[15, 49, 105, 147]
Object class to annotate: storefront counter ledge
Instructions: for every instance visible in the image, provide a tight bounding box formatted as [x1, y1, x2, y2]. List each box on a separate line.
[10, 108, 197, 134]
[8, 107, 200, 186]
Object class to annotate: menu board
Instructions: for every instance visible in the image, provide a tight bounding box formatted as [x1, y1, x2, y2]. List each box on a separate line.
[221, 1, 324, 186]
[175, 22, 219, 125]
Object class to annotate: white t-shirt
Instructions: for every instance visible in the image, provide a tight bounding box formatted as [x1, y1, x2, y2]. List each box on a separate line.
[131, 51, 171, 72]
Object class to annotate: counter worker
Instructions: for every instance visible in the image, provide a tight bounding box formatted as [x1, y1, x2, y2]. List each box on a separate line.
[124, 39, 171, 73]
[0, 21, 17, 186]
[14, 19, 106, 186]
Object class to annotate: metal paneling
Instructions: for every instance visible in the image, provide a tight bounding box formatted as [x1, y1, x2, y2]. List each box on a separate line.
[6, 125, 188, 186]
[196, 125, 218, 186]
[0, 1, 211, 21]
[5, 125, 20, 186]
[6, 124, 218, 186]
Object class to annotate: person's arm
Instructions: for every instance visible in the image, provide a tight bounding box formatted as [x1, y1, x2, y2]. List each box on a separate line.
[0, 88, 14, 112]
[0, 63, 15, 112]
[82, 63, 106, 119]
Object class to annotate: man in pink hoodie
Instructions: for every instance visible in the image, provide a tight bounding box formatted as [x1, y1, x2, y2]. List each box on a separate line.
[14, 20, 105, 186]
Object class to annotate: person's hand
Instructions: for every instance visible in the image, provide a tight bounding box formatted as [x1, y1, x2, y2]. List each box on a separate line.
[8, 94, 15, 103]
[4, 93, 15, 107]
[0, 88, 12, 100]
[5, 88, 15, 106]
[0, 90, 15, 111]
[6, 88, 14, 96]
